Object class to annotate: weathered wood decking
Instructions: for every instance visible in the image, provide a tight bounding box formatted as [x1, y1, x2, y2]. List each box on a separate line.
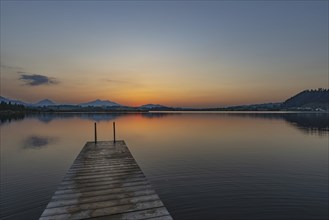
[40, 141, 173, 220]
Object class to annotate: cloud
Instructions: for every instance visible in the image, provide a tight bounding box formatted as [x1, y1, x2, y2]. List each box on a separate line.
[0, 64, 22, 70]
[102, 79, 142, 87]
[105, 79, 128, 84]
[18, 72, 59, 86]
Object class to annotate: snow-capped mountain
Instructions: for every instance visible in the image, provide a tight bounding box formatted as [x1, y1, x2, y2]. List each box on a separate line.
[34, 99, 56, 106]
[79, 99, 121, 107]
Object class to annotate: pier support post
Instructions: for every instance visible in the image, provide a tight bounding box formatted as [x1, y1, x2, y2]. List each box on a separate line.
[94, 122, 97, 144]
[113, 122, 116, 143]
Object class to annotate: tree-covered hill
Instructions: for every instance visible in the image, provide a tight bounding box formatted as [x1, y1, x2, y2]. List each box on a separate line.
[283, 88, 329, 110]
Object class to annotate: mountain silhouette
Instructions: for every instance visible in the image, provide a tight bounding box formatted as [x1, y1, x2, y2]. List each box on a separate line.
[283, 88, 329, 110]
[34, 99, 56, 106]
[79, 99, 121, 107]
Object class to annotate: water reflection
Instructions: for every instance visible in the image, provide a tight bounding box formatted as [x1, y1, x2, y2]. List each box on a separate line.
[79, 113, 124, 122]
[283, 113, 329, 136]
[1, 111, 328, 220]
[23, 135, 59, 149]
[35, 113, 131, 123]
[1, 112, 328, 135]
[220, 112, 328, 135]
[35, 114, 55, 124]
[1, 112, 172, 124]
[141, 113, 172, 119]
[0, 113, 25, 124]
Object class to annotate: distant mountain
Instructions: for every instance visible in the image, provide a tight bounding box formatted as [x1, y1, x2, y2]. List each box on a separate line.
[34, 99, 56, 106]
[222, 102, 282, 111]
[138, 104, 173, 110]
[79, 99, 121, 107]
[0, 96, 28, 106]
[2, 89, 328, 112]
[283, 89, 329, 110]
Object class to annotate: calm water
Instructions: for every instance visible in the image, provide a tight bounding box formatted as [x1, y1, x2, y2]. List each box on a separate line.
[0, 112, 328, 220]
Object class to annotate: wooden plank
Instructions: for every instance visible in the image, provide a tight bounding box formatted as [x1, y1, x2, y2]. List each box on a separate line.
[41, 195, 162, 216]
[40, 200, 165, 219]
[51, 185, 154, 201]
[46, 189, 158, 209]
[84, 207, 171, 220]
[40, 141, 172, 220]
[60, 174, 146, 186]
[55, 180, 150, 195]
[59, 175, 146, 188]
[57, 177, 148, 190]
[63, 170, 143, 181]
[67, 165, 139, 174]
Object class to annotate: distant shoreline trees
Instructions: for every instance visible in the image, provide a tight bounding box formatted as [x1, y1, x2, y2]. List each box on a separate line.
[0, 101, 26, 111]
[304, 88, 328, 92]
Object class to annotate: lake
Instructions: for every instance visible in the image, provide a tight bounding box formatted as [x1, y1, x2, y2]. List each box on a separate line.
[1, 112, 328, 220]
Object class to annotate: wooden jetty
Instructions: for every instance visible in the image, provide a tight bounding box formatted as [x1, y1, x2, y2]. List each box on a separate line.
[40, 140, 173, 220]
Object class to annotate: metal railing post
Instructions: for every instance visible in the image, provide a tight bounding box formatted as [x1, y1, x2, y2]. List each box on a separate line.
[94, 122, 97, 144]
[113, 121, 116, 143]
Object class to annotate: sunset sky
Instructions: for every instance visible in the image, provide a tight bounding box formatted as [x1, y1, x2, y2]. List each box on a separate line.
[1, 1, 328, 107]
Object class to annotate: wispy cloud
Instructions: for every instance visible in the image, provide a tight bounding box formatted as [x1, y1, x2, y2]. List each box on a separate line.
[102, 78, 142, 87]
[105, 79, 129, 84]
[1, 64, 22, 70]
[18, 72, 59, 86]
